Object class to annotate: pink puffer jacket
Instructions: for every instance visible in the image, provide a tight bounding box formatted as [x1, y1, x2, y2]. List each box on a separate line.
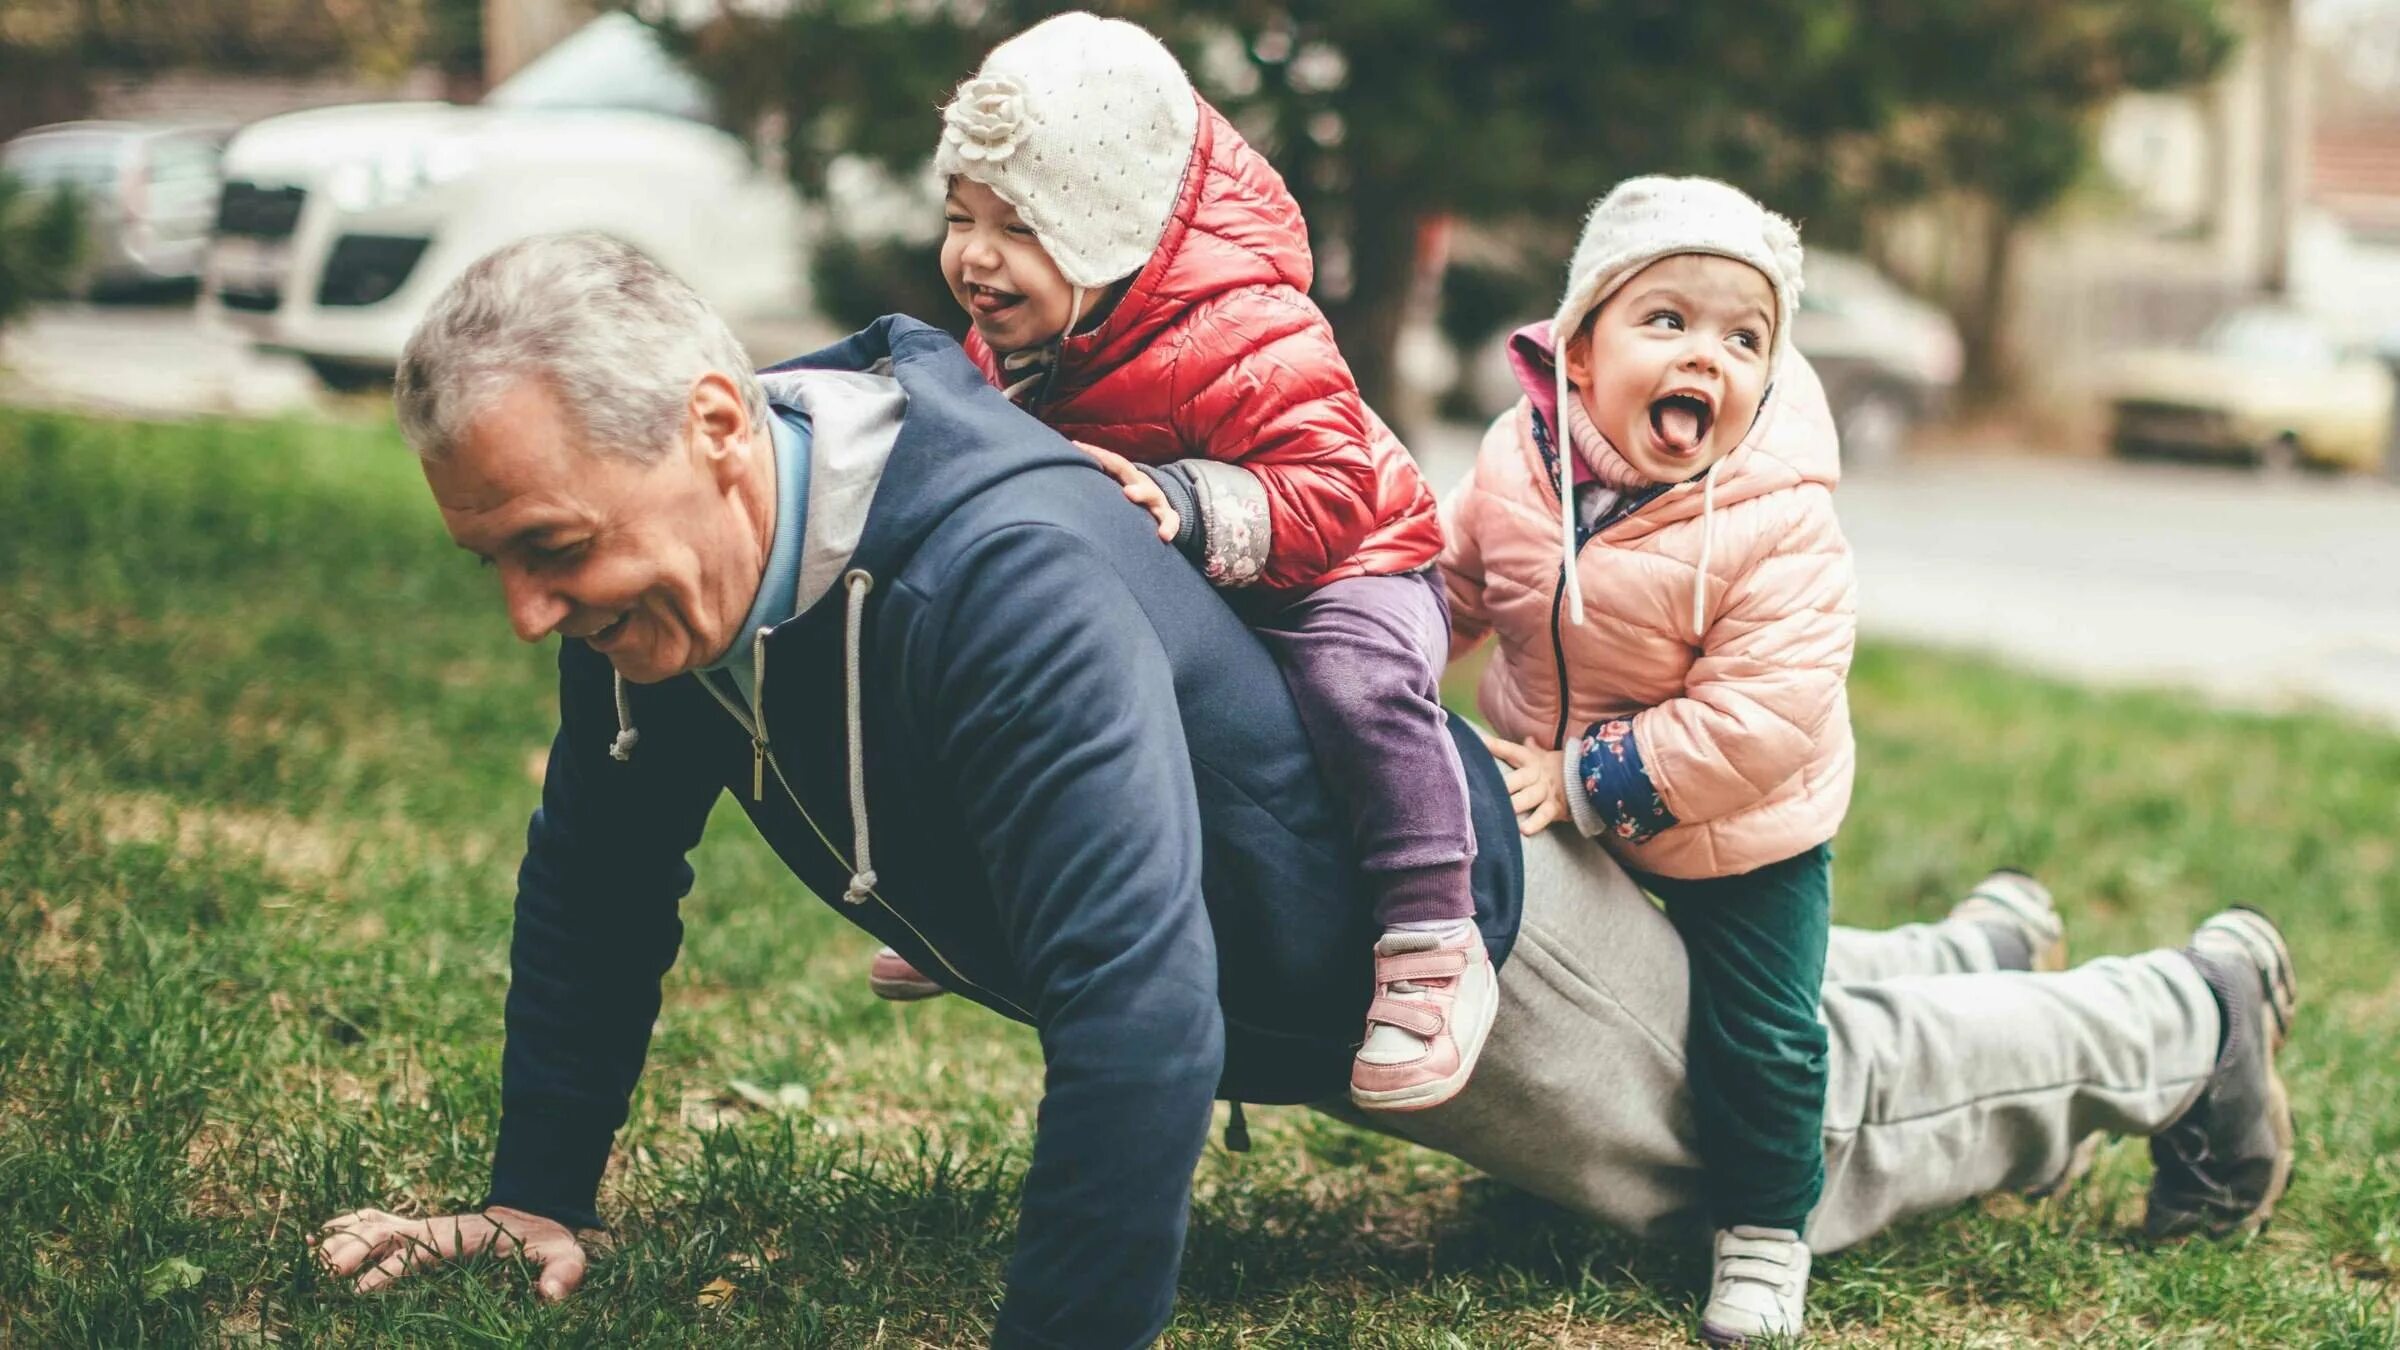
[1440, 323, 1856, 880]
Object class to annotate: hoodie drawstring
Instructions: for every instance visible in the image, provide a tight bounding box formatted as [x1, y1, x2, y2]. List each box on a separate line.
[610, 672, 640, 761]
[612, 571, 880, 907]
[1554, 350, 1746, 642]
[1692, 456, 1722, 640]
[838, 569, 878, 905]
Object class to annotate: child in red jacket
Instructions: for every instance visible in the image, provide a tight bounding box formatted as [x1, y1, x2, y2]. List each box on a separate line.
[865, 11, 1491, 1112]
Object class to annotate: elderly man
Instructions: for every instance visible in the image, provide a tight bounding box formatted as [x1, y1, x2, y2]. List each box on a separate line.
[315, 234, 2299, 1348]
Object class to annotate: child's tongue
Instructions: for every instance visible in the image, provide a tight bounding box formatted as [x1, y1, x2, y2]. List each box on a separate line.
[1654, 401, 1703, 453]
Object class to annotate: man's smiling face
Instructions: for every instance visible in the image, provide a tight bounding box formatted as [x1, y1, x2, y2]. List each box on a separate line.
[423, 374, 772, 684]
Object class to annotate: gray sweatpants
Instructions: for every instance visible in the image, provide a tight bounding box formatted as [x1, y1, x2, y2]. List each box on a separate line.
[1335, 830, 2222, 1252]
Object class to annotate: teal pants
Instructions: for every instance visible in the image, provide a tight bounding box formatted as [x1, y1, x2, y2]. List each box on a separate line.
[1632, 842, 1833, 1231]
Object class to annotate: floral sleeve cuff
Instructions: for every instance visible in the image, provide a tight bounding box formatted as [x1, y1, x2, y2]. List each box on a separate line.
[1179, 458, 1272, 588]
[1561, 746, 1607, 836]
[1574, 716, 1679, 844]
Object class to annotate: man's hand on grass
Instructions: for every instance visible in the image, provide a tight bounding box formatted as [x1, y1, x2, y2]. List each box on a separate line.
[1074, 441, 1181, 543]
[1480, 730, 1569, 836]
[313, 1206, 587, 1300]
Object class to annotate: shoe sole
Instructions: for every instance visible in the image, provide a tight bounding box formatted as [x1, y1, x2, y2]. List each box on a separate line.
[1349, 962, 1504, 1114]
[868, 976, 947, 1002]
[1700, 1322, 1804, 1347]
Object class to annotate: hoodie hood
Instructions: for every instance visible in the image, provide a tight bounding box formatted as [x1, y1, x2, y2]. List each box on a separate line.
[786, 315, 1094, 577]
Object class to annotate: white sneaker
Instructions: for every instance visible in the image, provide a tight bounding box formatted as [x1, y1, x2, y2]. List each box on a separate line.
[1699, 1225, 1810, 1345]
[1348, 926, 1498, 1112]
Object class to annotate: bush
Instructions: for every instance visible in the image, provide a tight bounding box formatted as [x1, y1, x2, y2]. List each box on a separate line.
[0, 172, 84, 329]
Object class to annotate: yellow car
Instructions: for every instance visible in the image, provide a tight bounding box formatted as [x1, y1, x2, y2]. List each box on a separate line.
[2108, 307, 2394, 472]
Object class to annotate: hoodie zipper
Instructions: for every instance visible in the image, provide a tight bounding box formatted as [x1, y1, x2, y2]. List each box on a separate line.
[692, 659, 1034, 1023]
[1547, 562, 1574, 751]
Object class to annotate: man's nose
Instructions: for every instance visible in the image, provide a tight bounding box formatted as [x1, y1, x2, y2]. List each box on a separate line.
[501, 567, 570, 644]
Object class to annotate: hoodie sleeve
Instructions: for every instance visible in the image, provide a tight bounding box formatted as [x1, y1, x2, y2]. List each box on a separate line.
[1631, 488, 1856, 828]
[482, 643, 722, 1229]
[918, 522, 1225, 1350]
[1168, 288, 1384, 590]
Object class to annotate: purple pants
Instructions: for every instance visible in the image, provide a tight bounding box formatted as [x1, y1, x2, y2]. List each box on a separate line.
[1250, 567, 1476, 927]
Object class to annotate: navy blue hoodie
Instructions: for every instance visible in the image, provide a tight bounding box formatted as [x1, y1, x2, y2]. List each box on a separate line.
[483, 316, 1521, 1347]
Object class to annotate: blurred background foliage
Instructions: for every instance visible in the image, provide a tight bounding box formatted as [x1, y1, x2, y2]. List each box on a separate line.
[668, 0, 2237, 408]
[0, 0, 2243, 402]
[0, 175, 86, 327]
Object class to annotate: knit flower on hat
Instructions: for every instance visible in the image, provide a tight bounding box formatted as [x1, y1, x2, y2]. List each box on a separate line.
[942, 75, 1030, 167]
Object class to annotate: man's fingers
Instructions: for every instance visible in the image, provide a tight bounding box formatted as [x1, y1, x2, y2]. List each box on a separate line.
[315, 1207, 399, 1245]
[313, 1227, 387, 1279]
[349, 1227, 431, 1293]
[532, 1241, 588, 1302]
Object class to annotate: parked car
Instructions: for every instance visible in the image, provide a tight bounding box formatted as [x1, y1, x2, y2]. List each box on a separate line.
[1, 121, 229, 296]
[201, 14, 809, 389]
[1787, 250, 1964, 470]
[2107, 305, 2395, 473]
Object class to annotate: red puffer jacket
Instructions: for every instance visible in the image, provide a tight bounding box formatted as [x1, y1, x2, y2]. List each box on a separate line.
[964, 96, 1441, 592]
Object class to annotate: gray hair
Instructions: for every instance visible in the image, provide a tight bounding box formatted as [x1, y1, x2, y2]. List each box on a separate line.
[394, 232, 767, 463]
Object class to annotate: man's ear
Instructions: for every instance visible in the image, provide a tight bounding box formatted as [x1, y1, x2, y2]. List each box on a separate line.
[687, 371, 753, 488]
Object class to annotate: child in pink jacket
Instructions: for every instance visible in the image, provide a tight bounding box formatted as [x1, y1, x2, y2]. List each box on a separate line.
[1440, 177, 1855, 1346]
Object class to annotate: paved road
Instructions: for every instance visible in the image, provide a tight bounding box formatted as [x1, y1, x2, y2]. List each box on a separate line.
[11, 303, 2400, 727]
[0, 300, 329, 420]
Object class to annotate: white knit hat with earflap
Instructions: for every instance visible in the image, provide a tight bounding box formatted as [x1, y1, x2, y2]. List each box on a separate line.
[934, 11, 1200, 336]
[1546, 176, 1805, 628]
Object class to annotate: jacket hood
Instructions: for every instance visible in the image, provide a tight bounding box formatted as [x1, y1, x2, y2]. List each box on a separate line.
[1504, 318, 1841, 540]
[769, 314, 1091, 585]
[975, 96, 1313, 403]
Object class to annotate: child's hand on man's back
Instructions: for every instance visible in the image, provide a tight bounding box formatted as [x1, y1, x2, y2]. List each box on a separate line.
[1480, 730, 1570, 836]
[1074, 442, 1181, 544]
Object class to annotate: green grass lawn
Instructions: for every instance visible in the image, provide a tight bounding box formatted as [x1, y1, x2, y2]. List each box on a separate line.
[3, 407, 2397, 1347]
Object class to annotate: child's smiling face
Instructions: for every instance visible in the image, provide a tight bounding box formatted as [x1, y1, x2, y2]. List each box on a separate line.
[941, 178, 1080, 355]
[1564, 253, 1778, 485]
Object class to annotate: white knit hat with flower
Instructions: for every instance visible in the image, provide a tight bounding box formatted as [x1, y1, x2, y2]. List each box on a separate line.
[933, 11, 1199, 293]
[1546, 176, 1806, 629]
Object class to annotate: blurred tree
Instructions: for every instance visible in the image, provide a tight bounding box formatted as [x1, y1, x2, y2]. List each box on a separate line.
[674, 0, 2234, 410]
[2, 0, 479, 140]
[0, 175, 86, 333]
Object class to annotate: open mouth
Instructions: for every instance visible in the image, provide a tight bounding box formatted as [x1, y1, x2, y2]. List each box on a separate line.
[967, 283, 1024, 319]
[587, 613, 631, 648]
[1649, 394, 1714, 455]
